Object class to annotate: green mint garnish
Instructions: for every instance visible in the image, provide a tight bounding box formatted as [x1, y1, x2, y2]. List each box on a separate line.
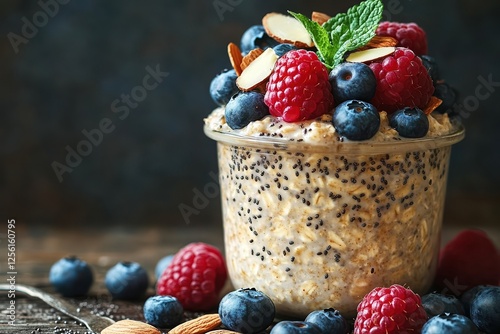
[289, 0, 383, 69]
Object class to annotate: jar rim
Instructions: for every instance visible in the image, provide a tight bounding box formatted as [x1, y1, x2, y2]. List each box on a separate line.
[204, 123, 465, 155]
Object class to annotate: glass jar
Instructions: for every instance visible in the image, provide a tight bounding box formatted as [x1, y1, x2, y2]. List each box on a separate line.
[205, 122, 464, 318]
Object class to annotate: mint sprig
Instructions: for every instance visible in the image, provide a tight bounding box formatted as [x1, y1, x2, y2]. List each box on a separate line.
[289, 0, 383, 69]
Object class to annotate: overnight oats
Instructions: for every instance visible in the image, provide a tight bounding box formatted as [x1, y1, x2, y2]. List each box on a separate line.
[205, 0, 465, 317]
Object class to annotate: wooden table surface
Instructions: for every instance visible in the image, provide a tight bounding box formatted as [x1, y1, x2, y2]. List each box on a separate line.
[1, 199, 499, 334]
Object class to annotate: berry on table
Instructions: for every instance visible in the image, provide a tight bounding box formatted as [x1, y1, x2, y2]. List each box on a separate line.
[225, 91, 269, 129]
[434, 229, 500, 296]
[264, 49, 334, 122]
[332, 100, 380, 141]
[143, 295, 183, 328]
[470, 286, 500, 334]
[270, 320, 322, 334]
[156, 242, 227, 311]
[49, 256, 93, 297]
[210, 69, 239, 107]
[369, 47, 434, 113]
[218, 288, 275, 333]
[304, 308, 349, 334]
[422, 313, 479, 334]
[389, 107, 429, 138]
[376, 21, 428, 56]
[460, 285, 490, 317]
[421, 293, 465, 318]
[354, 284, 428, 334]
[105, 261, 149, 299]
[154, 254, 174, 280]
[329, 62, 377, 104]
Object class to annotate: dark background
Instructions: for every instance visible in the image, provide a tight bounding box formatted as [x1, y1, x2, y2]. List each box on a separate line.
[1, 0, 499, 231]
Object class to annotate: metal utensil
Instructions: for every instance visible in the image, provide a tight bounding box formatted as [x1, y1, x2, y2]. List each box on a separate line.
[0, 283, 115, 333]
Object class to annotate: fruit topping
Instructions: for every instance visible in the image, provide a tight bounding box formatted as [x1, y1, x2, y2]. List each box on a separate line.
[225, 91, 269, 130]
[369, 47, 434, 113]
[270, 320, 322, 334]
[332, 100, 380, 141]
[389, 107, 429, 138]
[329, 62, 377, 103]
[264, 49, 333, 122]
[236, 48, 278, 92]
[105, 261, 149, 300]
[209, 69, 239, 107]
[240, 25, 278, 55]
[262, 12, 314, 48]
[354, 284, 428, 334]
[218, 288, 275, 333]
[156, 242, 227, 311]
[376, 21, 428, 55]
[49, 256, 93, 297]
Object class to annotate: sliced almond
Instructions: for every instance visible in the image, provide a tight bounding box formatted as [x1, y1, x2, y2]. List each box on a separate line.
[102, 319, 160, 334]
[236, 48, 278, 91]
[168, 314, 222, 334]
[228, 42, 243, 76]
[240, 48, 264, 71]
[358, 35, 398, 50]
[423, 96, 443, 115]
[262, 12, 314, 48]
[346, 46, 396, 63]
[311, 11, 331, 25]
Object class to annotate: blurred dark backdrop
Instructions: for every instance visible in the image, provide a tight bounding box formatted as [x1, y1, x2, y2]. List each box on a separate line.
[1, 0, 499, 229]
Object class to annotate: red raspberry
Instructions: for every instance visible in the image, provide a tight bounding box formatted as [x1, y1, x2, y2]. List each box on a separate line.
[369, 47, 434, 114]
[264, 49, 334, 122]
[376, 21, 428, 55]
[354, 284, 428, 334]
[156, 242, 227, 311]
[434, 229, 500, 295]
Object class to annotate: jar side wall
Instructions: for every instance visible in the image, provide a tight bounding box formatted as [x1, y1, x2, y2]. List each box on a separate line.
[217, 142, 452, 317]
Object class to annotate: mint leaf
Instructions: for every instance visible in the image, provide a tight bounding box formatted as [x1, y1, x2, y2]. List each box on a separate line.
[290, 0, 383, 68]
[288, 11, 335, 65]
[324, 0, 383, 52]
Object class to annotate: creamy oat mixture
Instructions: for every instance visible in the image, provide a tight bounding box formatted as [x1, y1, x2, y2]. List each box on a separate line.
[205, 110, 460, 317]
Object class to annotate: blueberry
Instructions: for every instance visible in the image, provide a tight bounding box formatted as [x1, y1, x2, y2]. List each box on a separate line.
[422, 313, 479, 334]
[470, 286, 500, 333]
[273, 43, 297, 57]
[305, 308, 349, 334]
[154, 255, 174, 280]
[210, 69, 239, 107]
[240, 25, 278, 54]
[49, 256, 93, 297]
[389, 107, 429, 138]
[225, 91, 269, 130]
[420, 55, 441, 85]
[143, 295, 183, 328]
[460, 285, 490, 317]
[434, 82, 459, 114]
[270, 321, 322, 334]
[105, 261, 149, 299]
[329, 62, 377, 103]
[218, 288, 275, 333]
[422, 293, 465, 318]
[332, 100, 380, 141]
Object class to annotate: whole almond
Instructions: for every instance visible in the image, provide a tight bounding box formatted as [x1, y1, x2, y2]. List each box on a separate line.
[168, 313, 222, 334]
[101, 319, 160, 334]
[206, 330, 242, 334]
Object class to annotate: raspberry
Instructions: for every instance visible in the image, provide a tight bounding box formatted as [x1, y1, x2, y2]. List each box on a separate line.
[354, 284, 428, 334]
[369, 47, 434, 114]
[376, 21, 428, 55]
[156, 242, 227, 311]
[264, 49, 334, 122]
